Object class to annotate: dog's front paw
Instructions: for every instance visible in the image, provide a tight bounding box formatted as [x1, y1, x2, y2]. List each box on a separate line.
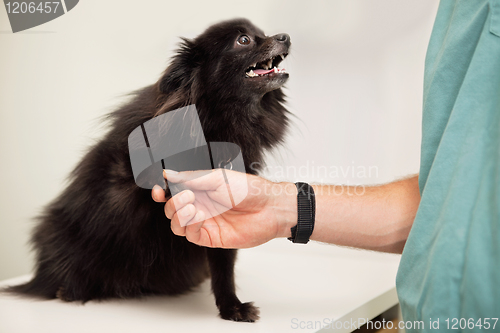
[219, 301, 260, 322]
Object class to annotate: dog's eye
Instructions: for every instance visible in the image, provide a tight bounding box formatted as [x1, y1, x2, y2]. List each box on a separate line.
[237, 35, 251, 46]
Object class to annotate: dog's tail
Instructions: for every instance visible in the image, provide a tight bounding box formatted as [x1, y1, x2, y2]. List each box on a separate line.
[1, 274, 57, 299]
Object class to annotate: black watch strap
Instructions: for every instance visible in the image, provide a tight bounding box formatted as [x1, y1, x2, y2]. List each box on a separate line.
[288, 182, 316, 244]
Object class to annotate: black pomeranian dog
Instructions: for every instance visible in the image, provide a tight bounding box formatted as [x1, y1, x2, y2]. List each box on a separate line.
[5, 18, 290, 322]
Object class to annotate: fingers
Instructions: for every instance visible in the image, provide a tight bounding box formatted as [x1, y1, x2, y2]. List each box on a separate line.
[185, 219, 205, 246]
[170, 213, 186, 237]
[185, 216, 219, 248]
[161, 169, 246, 248]
[151, 185, 167, 202]
[165, 190, 195, 219]
[163, 169, 226, 191]
[170, 204, 195, 236]
[170, 205, 206, 241]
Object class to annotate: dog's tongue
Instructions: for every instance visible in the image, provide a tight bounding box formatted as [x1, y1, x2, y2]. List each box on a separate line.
[253, 68, 274, 75]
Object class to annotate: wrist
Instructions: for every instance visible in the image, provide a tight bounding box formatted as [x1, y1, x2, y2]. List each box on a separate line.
[272, 182, 298, 238]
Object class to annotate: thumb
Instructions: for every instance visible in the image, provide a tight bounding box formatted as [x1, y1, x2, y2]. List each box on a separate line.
[163, 169, 227, 190]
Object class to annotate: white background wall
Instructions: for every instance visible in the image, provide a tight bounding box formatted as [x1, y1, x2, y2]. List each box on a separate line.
[0, 0, 438, 280]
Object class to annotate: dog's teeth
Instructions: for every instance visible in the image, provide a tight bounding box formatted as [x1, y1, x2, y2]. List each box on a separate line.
[267, 59, 273, 69]
[247, 70, 257, 77]
[280, 54, 285, 60]
[251, 63, 256, 68]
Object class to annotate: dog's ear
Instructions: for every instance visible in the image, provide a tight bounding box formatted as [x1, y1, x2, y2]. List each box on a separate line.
[158, 38, 200, 94]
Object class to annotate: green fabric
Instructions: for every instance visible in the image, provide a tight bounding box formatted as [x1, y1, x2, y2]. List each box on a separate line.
[396, 0, 500, 331]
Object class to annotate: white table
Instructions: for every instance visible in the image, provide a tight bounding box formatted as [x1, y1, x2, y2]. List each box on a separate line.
[0, 239, 401, 333]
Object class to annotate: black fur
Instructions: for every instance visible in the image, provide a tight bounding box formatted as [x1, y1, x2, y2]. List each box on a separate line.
[4, 18, 290, 322]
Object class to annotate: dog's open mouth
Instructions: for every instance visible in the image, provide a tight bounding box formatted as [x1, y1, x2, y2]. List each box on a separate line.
[245, 53, 288, 78]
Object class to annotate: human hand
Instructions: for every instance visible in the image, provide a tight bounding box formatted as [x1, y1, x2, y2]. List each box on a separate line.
[152, 169, 297, 248]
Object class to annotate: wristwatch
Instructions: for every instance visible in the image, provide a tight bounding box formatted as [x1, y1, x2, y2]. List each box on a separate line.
[288, 182, 316, 244]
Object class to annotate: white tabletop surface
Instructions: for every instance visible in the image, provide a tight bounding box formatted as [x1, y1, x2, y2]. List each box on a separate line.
[0, 239, 401, 333]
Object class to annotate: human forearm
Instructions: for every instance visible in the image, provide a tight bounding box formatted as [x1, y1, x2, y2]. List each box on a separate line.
[276, 176, 420, 253]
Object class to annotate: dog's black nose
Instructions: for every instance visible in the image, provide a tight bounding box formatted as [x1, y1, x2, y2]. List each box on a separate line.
[276, 34, 290, 43]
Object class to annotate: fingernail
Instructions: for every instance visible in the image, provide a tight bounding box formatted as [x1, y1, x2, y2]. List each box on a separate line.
[181, 205, 193, 218]
[152, 185, 162, 201]
[178, 191, 191, 206]
[194, 210, 205, 223]
[163, 169, 178, 176]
